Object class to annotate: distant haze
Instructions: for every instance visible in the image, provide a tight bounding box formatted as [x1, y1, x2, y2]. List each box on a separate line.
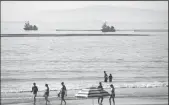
[1, 1, 168, 22]
[34, 5, 168, 23]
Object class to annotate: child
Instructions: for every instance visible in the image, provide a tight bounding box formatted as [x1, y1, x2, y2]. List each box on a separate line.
[109, 74, 113, 82]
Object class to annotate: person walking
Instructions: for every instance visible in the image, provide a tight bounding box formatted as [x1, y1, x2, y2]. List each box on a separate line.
[109, 84, 115, 105]
[44, 84, 50, 105]
[98, 82, 104, 104]
[58, 82, 67, 105]
[31, 83, 38, 105]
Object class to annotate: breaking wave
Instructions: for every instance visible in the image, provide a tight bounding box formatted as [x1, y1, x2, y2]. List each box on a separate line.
[2, 81, 168, 93]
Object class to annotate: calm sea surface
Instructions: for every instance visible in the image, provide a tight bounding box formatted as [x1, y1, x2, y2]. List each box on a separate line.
[1, 22, 168, 93]
[1, 21, 168, 34]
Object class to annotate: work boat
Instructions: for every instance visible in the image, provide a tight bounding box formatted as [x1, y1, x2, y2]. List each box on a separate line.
[24, 21, 38, 30]
[101, 22, 115, 32]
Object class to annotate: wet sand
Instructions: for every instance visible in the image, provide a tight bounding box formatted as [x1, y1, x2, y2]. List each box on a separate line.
[2, 87, 168, 105]
[5, 97, 168, 105]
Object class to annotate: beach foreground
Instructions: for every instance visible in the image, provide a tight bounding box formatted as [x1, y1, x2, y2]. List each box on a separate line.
[5, 97, 168, 105]
[2, 87, 168, 105]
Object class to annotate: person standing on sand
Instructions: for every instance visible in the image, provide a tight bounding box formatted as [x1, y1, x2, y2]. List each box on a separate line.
[44, 84, 50, 105]
[109, 84, 115, 105]
[104, 71, 108, 82]
[98, 82, 104, 104]
[31, 83, 38, 105]
[58, 82, 67, 105]
[109, 74, 113, 82]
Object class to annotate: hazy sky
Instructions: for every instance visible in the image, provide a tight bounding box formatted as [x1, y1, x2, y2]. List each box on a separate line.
[1, 1, 168, 21]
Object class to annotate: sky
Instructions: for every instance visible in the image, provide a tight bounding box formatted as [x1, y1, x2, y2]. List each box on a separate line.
[1, 1, 168, 21]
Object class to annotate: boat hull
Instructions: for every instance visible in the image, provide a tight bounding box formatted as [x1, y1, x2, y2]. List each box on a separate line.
[101, 29, 115, 32]
[23, 27, 38, 31]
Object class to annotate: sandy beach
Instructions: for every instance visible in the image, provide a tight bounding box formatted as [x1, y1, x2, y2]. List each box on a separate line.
[5, 98, 168, 105]
[2, 87, 168, 105]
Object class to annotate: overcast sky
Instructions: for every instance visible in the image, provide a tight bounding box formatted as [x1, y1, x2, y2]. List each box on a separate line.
[1, 1, 168, 21]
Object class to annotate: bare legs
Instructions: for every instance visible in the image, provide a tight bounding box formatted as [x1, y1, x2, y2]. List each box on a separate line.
[45, 96, 50, 105]
[109, 96, 115, 105]
[112, 97, 115, 105]
[61, 96, 66, 105]
[33, 94, 37, 105]
[34, 96, 36, 105]
[98, 97, 103, 104]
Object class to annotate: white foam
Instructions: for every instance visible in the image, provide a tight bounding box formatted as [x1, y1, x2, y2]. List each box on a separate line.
[1, 81, 168, 93]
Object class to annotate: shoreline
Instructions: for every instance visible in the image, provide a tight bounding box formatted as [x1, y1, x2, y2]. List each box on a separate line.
[1, 33, 149, 37]
[2, 87, 168, 105]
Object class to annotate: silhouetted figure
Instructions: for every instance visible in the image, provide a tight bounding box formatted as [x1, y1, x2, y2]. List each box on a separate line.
[109, 74, 113, 82]
[58, 82, 67, 105]
[98, 82, 104, 104]
[44, 84, 50, 105]
[104, 71, 108, 82]
[109, 84, 115, 105]
[31, 83, 38, 105]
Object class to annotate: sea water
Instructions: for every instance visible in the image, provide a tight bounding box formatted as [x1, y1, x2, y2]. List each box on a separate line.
[1, 21, 168, 94]
[1, 21, 168, 34]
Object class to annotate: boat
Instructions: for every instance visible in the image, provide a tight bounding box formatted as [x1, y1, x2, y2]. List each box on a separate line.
[24, 21, 38, 30]
[101, 22, 115, 32]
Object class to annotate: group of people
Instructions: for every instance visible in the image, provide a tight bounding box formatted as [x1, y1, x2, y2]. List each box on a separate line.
[98, 82, 115, 105]
[31, 82, 67, 105]
[104, 71, 113, 82]
[31, 71, 115, 105]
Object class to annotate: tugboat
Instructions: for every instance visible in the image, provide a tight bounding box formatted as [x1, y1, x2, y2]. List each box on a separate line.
[24, 21, 38, 30]
[101, 22, 115, 32]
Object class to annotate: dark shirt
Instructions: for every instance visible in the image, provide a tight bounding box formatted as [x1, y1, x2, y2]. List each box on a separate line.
[61, 85, 66, 94]
[45, 87, 49, 96]
[32, 86, 38, 94]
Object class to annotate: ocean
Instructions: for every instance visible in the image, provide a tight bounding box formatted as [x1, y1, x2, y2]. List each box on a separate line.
[1, 21, 168, 97]
[1, 21, 168, 34]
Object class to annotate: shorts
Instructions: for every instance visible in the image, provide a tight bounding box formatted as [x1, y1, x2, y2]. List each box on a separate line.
[110, 94, 115, 98]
